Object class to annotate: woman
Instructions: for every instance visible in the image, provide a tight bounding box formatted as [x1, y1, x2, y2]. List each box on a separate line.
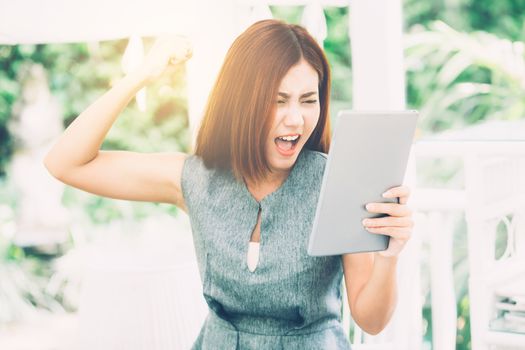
[44, 20, 413, 349]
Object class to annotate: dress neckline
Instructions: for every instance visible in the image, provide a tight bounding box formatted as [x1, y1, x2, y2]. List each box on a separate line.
[239, 149, 305, 206]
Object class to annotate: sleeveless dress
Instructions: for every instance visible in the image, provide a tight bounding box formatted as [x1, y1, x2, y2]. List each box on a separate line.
[181, 148, 352, 350]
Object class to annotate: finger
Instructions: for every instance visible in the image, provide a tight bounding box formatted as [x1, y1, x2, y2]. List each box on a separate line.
[185, 46, 193, 59]
[169, 47, 192, 65]
[170, 55, 190, 65]
[365, 226, 412, 241]
[178, 40, 193, 59]
[365, 203, 412, 217]
[362, 216, 413, 228]
[383, 186, 411, 202]
[164, 36, 192, 65]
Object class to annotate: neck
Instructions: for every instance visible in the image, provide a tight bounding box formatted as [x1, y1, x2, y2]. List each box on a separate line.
[243, 169, 290, 202]
[245, 169, 289, 189]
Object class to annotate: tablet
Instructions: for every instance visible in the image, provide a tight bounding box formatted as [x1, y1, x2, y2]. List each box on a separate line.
[307, 110, 418, 256]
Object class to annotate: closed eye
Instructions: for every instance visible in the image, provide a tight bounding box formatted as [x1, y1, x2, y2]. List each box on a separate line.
[276, 99, 317, 104]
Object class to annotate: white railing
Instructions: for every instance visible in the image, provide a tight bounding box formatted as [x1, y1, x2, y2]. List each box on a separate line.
[411, 138, 525, 350]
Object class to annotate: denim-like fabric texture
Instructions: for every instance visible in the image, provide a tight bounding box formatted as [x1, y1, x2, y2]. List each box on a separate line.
[181, 149, 351, 350]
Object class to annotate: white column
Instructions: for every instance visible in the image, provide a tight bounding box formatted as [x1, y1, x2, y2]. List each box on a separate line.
[185, 0, 241, 149]
[301, 1, 327, 45]
[464, 154, 491, 350]
[429, 212, 458, 350]
[350, 0, 406, 110]
[349, 1, 421, 348]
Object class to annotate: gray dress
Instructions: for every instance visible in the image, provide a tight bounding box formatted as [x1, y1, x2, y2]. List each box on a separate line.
[181, 148, 351, 350]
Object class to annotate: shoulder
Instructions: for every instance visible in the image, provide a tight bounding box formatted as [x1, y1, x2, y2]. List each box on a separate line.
[301, 148, 328, 173]
[181, 154, 233, 211]
[304, 149, 327, 161]
[290, 149, 328, 191]
[182, 154, 207, 175]
[182, 154, 222, 180]
[181, 154, 212, 209]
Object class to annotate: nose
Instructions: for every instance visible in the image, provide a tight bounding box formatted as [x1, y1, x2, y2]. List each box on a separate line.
[283, 103, 304, 128]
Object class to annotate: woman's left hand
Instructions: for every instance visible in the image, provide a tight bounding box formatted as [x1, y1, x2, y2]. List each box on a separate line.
[362, 186, 413, 258]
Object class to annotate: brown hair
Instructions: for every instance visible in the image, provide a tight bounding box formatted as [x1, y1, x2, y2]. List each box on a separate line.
[194, 19, 331, 184]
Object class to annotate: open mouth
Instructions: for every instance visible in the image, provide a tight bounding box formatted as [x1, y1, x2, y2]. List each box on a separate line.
[274, 134, 301, 154]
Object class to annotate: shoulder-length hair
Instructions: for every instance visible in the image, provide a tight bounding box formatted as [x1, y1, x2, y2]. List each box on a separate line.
[194, 19, 331, 184]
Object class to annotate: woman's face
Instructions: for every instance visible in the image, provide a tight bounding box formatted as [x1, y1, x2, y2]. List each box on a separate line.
[265, 59, 321, 178]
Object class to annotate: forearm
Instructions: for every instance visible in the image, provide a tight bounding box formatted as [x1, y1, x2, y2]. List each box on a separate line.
[352, 253, 398, 334]
[44, 71, 146, 174]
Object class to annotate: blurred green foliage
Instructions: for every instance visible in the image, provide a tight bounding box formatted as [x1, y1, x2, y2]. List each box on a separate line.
[0, 194, 65, 323]
[0, 38, 189, 225]
[0, 38, 188, 321]
[405, 0, 525, 134]
[406, 21, 525, 134]
[405, 0, 525, 41]
[0, 39, 189, 178]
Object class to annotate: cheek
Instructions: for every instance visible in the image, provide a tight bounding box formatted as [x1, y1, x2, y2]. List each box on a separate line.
[272, 108, 285, 127]
[306, 109, 321, 134]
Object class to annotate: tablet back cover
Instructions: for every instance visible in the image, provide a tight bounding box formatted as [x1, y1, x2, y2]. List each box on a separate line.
[307, 110, 418, 256]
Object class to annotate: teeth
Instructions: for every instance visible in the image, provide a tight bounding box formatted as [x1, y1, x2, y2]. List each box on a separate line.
[278, 135, 299, 141]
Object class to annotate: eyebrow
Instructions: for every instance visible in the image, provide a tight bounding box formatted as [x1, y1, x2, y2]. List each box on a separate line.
[278, 91, 318, 99]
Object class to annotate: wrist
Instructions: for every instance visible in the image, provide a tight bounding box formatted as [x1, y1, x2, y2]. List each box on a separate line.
[123, 68, 150, 90]
[374, 252, 398, 266]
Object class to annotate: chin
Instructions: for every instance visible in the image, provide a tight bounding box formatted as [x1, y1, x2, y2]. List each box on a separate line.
[268, 148, 301, 172]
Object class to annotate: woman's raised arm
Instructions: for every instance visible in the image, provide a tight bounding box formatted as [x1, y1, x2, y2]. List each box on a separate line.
[44, 35, 192, 210]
